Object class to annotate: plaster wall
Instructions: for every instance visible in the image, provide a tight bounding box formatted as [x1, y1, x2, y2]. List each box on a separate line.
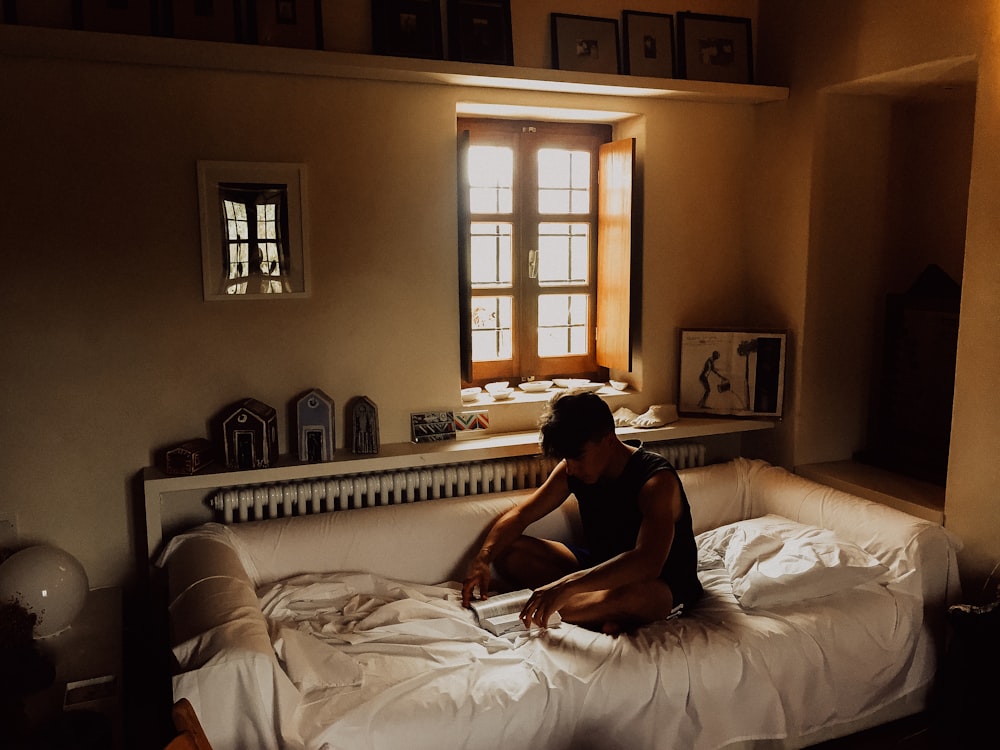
[0, 3, 758, 587]
[753, 0, 999, 590]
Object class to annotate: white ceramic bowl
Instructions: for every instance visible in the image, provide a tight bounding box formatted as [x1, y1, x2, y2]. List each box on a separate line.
[489, 388, 514, 401]
[518, 380, 553, 393]
[572, 382, 605, 393]
[609, 380, 628, 391]
[485, 381, 510, 395]
[553, 378, 590, 389]
[461, 387, 482, 403]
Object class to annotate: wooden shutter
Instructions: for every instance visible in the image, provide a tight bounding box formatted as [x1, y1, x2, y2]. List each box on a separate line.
[596, 138, 638, 371]
[457, 130, 473, 382]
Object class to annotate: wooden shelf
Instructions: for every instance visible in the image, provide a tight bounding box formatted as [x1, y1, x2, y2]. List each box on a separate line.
[0, 24, 789, 105]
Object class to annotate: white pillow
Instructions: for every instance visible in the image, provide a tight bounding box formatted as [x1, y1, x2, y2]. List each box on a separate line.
[699, 515, 888, 609]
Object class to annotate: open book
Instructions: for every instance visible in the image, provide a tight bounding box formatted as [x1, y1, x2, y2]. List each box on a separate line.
[469, 589, 562, 636]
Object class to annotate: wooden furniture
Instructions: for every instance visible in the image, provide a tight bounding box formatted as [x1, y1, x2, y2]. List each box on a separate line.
[166, 698, 213, 750]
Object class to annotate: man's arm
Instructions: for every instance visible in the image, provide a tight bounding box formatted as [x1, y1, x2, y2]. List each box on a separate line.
[519, 470, 682, 626]
[461, 463, 571, 607]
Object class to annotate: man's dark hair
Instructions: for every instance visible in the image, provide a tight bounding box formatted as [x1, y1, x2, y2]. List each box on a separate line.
[539, 390, 615, 459]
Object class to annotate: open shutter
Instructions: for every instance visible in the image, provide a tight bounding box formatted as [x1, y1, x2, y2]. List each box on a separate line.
[596, 138, 638, 371]
[457, 130, 473, 382]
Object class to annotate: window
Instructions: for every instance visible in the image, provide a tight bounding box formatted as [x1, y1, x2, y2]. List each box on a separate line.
[459, 119, 621, 385]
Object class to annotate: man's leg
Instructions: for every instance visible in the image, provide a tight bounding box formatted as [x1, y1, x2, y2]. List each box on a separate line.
[494, 536, 580, 590]
[559, 579, 676, 635]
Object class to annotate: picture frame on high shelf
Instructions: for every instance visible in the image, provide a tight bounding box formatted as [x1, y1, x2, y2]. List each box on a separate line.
[166, 0, 241, 43]
[78, 0, 155, 36]
[2, 0, 78, 28]
[447, 0, 513, 66]
[372, 0, 443, 60]
[676, 11, 753, 84]
[197, 161, 311, 301]
[248, 0, 323, 49]
[622, 10, 674, 78]
[550, 13, 620, 75]
[678, 329, 786, 418]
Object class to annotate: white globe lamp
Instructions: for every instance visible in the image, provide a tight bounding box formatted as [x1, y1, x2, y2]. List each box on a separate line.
[0, 545, 89, 637]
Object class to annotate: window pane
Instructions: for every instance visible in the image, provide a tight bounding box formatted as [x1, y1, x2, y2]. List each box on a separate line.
[537, 294, 589, 357]
[537, 223, 589, 285]
[259, 243, 281, 275]
[472, 296, 513, 361]
[470, 222, 512, 287]
[469, 146, 513, 214]
[538, 148, 590, 215]
[227, 242, 249, 279]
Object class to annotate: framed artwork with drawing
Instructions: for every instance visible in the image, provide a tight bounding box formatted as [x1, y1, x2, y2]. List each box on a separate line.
[678, 329, 786, 418]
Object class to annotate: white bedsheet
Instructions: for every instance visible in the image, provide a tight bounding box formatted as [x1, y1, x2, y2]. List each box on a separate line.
[259, 558, 928, 750]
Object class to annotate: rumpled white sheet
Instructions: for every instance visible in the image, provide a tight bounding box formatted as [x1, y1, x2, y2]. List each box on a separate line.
[259, 559, 928, 750]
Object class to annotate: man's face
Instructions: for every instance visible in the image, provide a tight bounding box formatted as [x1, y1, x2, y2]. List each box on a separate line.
[562, 435, 611, 485]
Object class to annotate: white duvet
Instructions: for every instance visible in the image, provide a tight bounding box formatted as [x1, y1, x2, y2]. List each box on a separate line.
[259, 541, 929, 750]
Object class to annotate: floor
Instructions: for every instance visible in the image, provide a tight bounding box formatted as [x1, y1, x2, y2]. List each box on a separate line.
[809, 713, 936, 749]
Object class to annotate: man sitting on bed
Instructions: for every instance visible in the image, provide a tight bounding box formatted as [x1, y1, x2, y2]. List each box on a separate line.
[461, 390, 703, 635]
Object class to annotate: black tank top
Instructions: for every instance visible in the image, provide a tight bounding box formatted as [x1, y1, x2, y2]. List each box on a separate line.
[567, 447, 703, 606]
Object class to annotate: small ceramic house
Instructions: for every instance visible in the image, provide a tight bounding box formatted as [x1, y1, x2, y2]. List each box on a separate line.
[296, 388, 335, 462]
[222, 398, 279, 470]
[350, 395, 379, 454]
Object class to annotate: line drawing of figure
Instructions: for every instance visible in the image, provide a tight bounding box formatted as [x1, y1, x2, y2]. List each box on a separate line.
[698, 351, 729, 408]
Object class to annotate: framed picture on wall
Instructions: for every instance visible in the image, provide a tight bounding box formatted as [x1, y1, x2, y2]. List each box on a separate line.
[2, 0, 78, 28]
[678, 329, 787, 418]
[550, 13, 620, 75]
[78, 0, 155, 35]
[197, 161, 311, 301]
[248, 0, 323, 49]
[447, 0, 513, 66]
[676, 11, 753, 84]
[622, 10, 674, 78]
[372, 0, 443, 60]
[166, 0, 242, 43]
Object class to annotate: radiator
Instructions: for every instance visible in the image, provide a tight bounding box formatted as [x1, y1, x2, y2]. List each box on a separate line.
[209, 441, 705, 524]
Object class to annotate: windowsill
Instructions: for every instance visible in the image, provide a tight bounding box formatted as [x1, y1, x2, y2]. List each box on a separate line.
[461, 385, 632, 407]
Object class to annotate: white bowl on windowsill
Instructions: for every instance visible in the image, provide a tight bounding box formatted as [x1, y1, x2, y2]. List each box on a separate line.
[489, 388, 515, 401]
[518, 380, 553, 393]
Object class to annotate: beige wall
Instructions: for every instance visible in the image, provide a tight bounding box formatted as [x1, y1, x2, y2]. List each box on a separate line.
[752, 0, 1000, 591]
[0, 1, 760, 588]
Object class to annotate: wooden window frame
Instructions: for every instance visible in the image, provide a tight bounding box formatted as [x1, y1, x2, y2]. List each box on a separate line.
[459, 118, 625, 387]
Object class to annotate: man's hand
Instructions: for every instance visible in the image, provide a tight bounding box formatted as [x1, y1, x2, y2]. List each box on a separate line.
[519, 579, 572, 628]
[461, 554, 492, 608]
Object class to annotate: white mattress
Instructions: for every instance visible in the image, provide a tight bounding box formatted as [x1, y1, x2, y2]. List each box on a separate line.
[256, 554, 928, 750]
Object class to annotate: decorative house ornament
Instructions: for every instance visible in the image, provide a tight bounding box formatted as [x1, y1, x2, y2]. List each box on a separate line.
[222, 398, 279, 470]
[164, 438, 215, 475]
[296, 389, 335, 463]
[349, 396, 380, 455]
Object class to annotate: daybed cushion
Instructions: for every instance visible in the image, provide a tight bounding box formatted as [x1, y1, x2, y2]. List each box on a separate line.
[699, 514, 888, 609]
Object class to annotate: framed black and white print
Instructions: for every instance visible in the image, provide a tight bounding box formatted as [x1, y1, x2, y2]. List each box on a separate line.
[2, 0, 78, 28]
[197, 161, 311, 301]
[372, 0, 443, 60]
[622, 11, 674, 78]
[167, 0, 242, 43]
[676, 12, 753, 84]
[550, 13, 620, 75]
[678, 329, 786, 418]
[250, 0, 324, 49]
[447, 0, 513, 66]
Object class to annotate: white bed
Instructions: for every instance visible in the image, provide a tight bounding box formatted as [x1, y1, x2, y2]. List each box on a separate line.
[160, 458, 961, 750]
